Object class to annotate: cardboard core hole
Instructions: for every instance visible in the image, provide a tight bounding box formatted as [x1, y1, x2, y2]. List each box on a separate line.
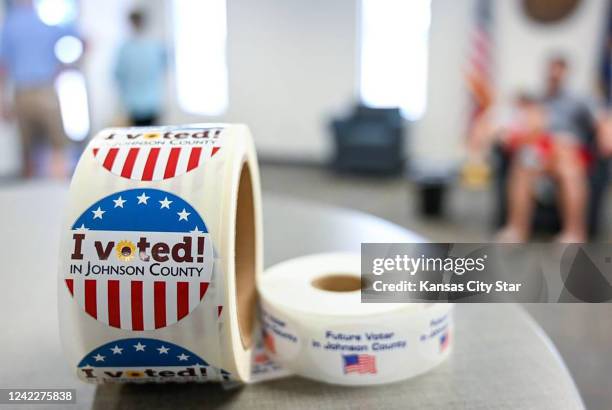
[312, 274, 362, 292]
[235, 162, 256, 349]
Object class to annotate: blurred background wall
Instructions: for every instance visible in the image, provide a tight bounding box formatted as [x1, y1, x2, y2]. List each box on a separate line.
[80, 0, 357, 163]
[80, 0, 130, 137]
[496, 0, 606, 100]
[0, 0, 608, 172]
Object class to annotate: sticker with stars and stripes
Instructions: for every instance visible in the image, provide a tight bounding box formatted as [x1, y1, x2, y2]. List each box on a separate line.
[64, 188, 214, 331]
[90, 127, 223, 181]
[77, 338, 232, 383]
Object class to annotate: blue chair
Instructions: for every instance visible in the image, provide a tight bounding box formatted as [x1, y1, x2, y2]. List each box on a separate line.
[330, 105, 405, 175]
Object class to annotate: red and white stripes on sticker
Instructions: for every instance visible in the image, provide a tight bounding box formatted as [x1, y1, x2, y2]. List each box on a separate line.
[65, 278, 210, 330]
[92, 145, 220, 181]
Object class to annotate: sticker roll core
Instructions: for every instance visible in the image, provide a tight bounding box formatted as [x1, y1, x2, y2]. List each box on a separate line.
[58, 124, 262, 383]
[258, 253, 454, 386]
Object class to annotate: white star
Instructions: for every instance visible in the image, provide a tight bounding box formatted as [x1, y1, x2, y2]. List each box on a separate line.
[92, 207, 105, 219]
[137, 193, 150, 204]
[134, 342, 146, 351]
[191, 226, 203, 234]
[113, 196, 126, 208]
[159, 197, 172, 209]
[177, 353, 190, 361]
[93, 354, 105, 362]
[157, 346, 170, 354]
[75, 224, 88, 232]
[110, 345, 123, 355]
[177, 209, 190, 221]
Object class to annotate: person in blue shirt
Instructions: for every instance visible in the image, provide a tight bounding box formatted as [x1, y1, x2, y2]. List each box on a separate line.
[0, 0, 78, 178]
[114, 9, 167, 126]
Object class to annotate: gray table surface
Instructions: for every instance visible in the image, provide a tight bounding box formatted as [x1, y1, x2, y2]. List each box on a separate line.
[0, 182, 583, 409]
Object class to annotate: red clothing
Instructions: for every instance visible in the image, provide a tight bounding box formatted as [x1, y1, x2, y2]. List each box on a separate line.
[506, 130, 592, 169]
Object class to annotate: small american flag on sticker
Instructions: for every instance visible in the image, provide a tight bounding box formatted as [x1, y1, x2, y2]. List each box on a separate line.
[263, 329, 275, 354]
[440, 330, 450, 352]
[342, 354, 377, 375]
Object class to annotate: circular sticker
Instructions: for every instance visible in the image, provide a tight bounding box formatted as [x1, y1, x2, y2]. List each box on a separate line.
[91, 126, 223, 181]
[64, 188, 213, 330]
[77, 338, 231, 383]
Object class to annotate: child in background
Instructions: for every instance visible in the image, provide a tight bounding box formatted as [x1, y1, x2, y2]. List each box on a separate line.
[464, 94, 551, 183]
[502, 94, 555, 172]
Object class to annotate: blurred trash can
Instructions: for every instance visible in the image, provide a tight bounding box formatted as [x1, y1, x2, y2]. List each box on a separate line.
[411, 162, 457, 218]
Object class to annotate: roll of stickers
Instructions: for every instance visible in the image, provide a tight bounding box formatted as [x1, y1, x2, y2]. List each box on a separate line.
[58, 124, 262, 383]
[258, 253, 453, 386]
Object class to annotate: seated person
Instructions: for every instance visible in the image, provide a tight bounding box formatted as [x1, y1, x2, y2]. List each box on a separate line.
[496, 93, 591, 243]
[468, 56, 612, 243]
[468, 56, 604, 243]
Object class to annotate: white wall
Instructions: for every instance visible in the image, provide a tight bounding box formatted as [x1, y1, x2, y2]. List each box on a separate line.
[82, 0, 358, 162]
[412, 0, 474, 163]
[224, 0, 357, 161]
[495, 0, 608, 100]
[80, 0, 132, 133]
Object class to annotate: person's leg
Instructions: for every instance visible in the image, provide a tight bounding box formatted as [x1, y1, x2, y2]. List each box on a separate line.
[496, 156, 539, 242]
[597, 109, 612, 156]
[147, 113, 159, 126]
[552, 142, 588, 243]
[40, 87, 69, 179]
[131, 113, 158, 127]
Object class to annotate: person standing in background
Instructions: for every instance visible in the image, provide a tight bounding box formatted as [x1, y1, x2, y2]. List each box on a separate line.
[114, 9, 166, 127]
[0, 0, 77, 178]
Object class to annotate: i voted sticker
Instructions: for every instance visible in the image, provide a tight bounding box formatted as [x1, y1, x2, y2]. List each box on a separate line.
[64, 188, 213, 330]
[78, 338, 231, 383]
[91, 127, 223, 181]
